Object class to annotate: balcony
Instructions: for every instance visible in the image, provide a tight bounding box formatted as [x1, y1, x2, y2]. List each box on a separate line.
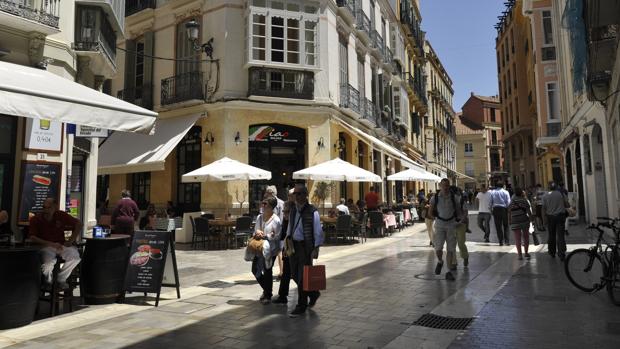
[336, 0, 356, 23]
[384, 46, 395, 71]
[117, 84, 153, 109]
[355, 9, 371, 41]
[161, 71, 204, 106]
[249, 67, 314, 100]
[360, 98, 378, 127]
[0, 0, 60, 34]
[370, 30, 385, 58]
[76, 0, 124, 34]
[73, 9, 118, 77]
[125, 0, 155, 17]
[340, 84, 361, 115]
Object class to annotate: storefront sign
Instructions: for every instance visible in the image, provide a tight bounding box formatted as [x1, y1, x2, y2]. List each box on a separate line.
[249, 124, 304, 143]
[76, 126, 108, 138]
[17, 161, 62, 225]
[125, 230, 170, 295]
[24, 118, 63, 152]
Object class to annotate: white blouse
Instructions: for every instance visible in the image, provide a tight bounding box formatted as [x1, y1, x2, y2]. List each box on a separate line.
[255, 213, 282, 255]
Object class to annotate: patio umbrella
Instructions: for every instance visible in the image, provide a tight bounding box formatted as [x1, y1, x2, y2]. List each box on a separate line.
[292, 158, 382, 182]
[181, 157, 271, 215]
[387, 167, 442, 183]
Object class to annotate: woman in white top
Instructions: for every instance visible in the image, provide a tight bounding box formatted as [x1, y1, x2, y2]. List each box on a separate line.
[252, 196, 282, 304]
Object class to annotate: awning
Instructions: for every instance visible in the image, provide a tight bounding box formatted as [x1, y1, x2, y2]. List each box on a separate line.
[0, 61, 157, 134]
[334, 119, 421, 168]
[98, 114, 203, 175]
[454, 171, 475, 181]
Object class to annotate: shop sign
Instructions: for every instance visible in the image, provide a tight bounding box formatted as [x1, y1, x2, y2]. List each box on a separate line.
[24, 118, 63, 153]
[76, 126, 108, 138]
[17, 161, 62, 225]
[249, 124, 303, 143]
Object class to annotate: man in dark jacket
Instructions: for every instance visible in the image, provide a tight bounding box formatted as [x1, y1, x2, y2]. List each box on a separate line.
[287, 184, 323, 317]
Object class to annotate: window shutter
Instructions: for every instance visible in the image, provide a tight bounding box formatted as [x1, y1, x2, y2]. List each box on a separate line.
[143, 32, 154, 86]
[124, 39, 137, 90]
[412, 112, 420, 135]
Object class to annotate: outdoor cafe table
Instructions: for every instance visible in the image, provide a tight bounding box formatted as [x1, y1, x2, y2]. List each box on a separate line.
[81, 234, 130, 305]
[0, 245, 40, 329]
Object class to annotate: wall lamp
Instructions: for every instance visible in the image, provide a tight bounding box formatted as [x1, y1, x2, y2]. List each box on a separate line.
[204, 131, 215, 145]
[317, 137, 325, 150]
[334, 138, 345, 152]
[186, 19, 214, 59]
[234, 131, 242, 146]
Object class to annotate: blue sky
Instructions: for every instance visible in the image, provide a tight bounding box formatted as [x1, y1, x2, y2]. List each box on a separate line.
[420, 0, 506, 110]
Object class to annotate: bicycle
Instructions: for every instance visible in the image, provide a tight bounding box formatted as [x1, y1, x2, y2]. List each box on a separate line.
[564, 217, 620, 306]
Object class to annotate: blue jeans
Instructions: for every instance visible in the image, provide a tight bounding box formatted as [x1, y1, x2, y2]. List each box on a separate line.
[477, 212, 492, 240]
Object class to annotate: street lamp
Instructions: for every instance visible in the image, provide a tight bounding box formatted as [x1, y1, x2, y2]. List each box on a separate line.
[185, 19, 214, 59]
[234, 131, 242, 146]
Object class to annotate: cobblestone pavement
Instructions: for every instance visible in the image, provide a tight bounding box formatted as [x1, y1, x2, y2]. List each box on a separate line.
[1, 212, 619, 349]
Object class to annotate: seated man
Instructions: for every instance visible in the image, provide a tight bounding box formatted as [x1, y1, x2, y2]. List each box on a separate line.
[336, 198, 350, 216]
[29, 198, 82, 289]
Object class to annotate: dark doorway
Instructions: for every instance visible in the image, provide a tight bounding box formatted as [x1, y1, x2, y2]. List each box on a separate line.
[249, 124, 305, 216]
[0, 115, 16, 213]
[575, 140, 586, 218]
[565, 150, 573, 191]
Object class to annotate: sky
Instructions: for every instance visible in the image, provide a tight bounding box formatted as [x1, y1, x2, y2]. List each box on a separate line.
[420, 0, 506, 111]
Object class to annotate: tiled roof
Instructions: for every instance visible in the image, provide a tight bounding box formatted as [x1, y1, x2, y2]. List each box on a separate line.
[455, 113, 484, 135]
[474, 95, 500, 104]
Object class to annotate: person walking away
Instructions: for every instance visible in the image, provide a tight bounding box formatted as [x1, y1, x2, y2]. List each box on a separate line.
[542, 182, 570, 260]
[112, 190, 140, 236]
[508, 188, 532, 260]
[273, 188, 295, 304]
[287, 184, 323, 317]
[252, 197, 282, 304]
[29, 198, 82, 289]
[489, 180, 511, 246]
[450, 187, 469, 269]
[428, 178, 461, 281]
[365, 186, 380, 211]
[475, 184, 492, 242]
[422, 193, 435, 246]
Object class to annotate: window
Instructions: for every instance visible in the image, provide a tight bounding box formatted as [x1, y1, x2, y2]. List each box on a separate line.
[131, 172, 150, 210]
[490, 108, 497, 122]
[491, 130, 498, 145]
[515, 97, 519, 125]
[465, 162, 474, 176]
[177, 126, 202, 212]
[357, 56, 365, 99]
[176, 19, 201, 75]
[248, 1, 318, 66]
[339, 36, 348, 87]
[542, 11, 553, 45]
[135, 41, 145, 96]
[547, 82, 559, 121]
[464, 143, 473, 156]
[392, 87, 401, 118]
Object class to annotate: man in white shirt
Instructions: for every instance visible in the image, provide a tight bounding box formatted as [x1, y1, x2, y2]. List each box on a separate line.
[336, 198, 349, 215]
[475, 184, 492, 243]
[489, 180, 511, 246]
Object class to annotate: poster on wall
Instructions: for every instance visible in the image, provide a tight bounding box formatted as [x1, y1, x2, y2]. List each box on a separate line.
[17, 161, 62, 225]
[24, 118, 63, 153]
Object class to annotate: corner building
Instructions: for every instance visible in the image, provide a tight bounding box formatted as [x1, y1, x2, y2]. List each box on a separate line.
[102, 0, 440, 215]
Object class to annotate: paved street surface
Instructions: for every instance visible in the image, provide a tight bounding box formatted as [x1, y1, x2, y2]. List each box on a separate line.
[1, 211, 619, 348]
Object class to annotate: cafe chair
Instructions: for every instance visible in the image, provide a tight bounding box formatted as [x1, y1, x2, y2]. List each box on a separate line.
[233, 216, 253, 249]
[190, 216, 207, 249]
[335, 214, 352, 243]
[368, 211, 384, 238]
[39, 257, 78, 317]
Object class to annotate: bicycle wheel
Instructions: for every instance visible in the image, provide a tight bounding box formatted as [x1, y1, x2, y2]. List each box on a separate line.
[606, 259, 620, 306]
[564, 248, 605, 292]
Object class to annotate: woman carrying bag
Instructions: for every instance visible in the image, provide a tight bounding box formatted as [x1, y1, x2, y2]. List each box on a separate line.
[251, 197, 282, 305]
[508, 188, 533, 260]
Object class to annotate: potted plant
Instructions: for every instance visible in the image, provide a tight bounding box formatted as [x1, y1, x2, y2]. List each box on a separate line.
[311, 181, 334, 215]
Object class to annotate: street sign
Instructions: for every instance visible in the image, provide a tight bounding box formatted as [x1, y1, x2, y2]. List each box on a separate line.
[76, 126, 108, 137]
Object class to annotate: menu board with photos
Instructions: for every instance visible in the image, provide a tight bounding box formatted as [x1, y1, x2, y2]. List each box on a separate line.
[17, 161, 62, 225]
[125, 230, 171, 296]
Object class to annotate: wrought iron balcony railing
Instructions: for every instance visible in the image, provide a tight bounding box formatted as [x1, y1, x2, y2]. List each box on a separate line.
[385, 46, 393, 65]
[125, 0, 155, 17]
[74, 16, 117, 64]
[360, 98, 376, 124]
[355, 9, 371, 38]
[336, 0, 355, 15]
[340, 84, 361, 114]
[161, 71, 204, 105]
[0, 0, 60, 28]
[371, 30, 385, 56]
[249, 67, 314, 100]
[117, 84, 153, 109]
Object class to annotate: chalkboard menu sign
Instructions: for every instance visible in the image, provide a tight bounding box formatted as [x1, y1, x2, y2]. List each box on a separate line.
[17, 161, 62, 225]
[125, 230, 170, 301]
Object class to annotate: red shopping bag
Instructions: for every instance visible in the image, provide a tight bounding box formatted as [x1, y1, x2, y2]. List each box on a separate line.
[303, 265, 326, 291]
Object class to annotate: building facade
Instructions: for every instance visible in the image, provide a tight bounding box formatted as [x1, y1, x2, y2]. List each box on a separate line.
[455, 113, 485, 191]
[459, 93, 504, 187]
[0, 0, 125, 234]
[101, 0, 444, 215]
[424, 41, 456, 184]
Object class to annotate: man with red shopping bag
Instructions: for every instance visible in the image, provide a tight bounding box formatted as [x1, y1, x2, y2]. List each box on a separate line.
[286, 184, 324, 317]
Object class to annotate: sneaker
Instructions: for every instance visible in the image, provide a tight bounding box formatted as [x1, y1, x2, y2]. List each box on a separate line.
[435, 261, 444, 275]
[272, 296, 288, 304]
[525, 253, 531, 259]
[445, 272, 455, 281]
[463, 258, 469, 267]
[309, 292, 320, 307]
[504, 240, 510, 246]
[289, 305, 306, 318]
[484, 238, 490, 243]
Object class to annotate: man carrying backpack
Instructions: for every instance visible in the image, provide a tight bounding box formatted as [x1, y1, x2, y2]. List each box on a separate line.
[428, 178, 463, 281]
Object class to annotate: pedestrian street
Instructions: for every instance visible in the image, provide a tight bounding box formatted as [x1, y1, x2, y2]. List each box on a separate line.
[1, 213, 619, 349]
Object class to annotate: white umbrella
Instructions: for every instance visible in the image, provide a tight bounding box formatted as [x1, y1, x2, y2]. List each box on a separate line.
[181, 157, 271, 182]
[292, 158, 382, 182]
[387, 167, 442, 183]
